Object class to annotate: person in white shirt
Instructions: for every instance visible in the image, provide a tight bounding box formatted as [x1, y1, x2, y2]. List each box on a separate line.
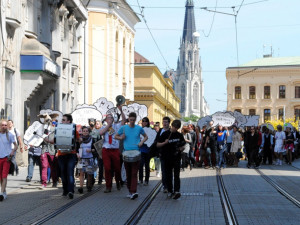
[274, 125, 286, 166]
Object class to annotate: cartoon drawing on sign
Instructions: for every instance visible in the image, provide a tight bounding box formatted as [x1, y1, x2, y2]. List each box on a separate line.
[23, 121, 45, 147]
[122, 103, 148, 123]
[94, 97, 114, 116]
[72, 107, 102, 126]
[39, 109, 63, 123]
[197, 116, 212, 129]
[243, 115, 260, 127]
[233, 111, 247, 127]
[75, 104, 97, 110]
[211, 112, 235, 127]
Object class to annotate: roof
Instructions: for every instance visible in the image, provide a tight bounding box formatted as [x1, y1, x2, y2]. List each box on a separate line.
[228, 56, 300, 69]
[182, 0, 196, 43]
[134, 51, 150, 63]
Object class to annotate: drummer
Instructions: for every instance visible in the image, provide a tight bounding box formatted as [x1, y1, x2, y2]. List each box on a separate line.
[99, 105, 126, 193]
[57, 114, 79, 199]
[115, 112, 148, 200]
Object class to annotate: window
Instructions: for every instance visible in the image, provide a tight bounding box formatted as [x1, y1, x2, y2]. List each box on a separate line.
[235, 86, 241, 99]
[193, 83, 199, 109]
[249, 109, 256, 116]
[5, 69, 13, 119]
[264, 86, 270, 99]
[295, 86, 300, 98]
[278, 108, 284, 120]
[295, 107, 300, 121]
[264, 109, 271, 122]
[279, 85, 285, 99]
[234, 109, 241, 113]
[249, 86, 256, 99]
[180, 84, 185, 113]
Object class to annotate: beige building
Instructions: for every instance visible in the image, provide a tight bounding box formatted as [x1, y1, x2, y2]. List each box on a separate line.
[134, 52, 181, 123]
[84, 0, 140, 104]
[226, 56, 300, 124]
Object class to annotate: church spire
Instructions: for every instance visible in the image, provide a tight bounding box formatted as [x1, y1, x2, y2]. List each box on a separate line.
[182, 0, 196, 43]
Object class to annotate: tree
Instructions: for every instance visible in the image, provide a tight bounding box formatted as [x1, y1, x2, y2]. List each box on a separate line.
[183, 114, 200, 122]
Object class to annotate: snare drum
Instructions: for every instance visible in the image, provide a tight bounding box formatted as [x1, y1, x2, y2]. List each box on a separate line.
[55, 123, 76, 152]
[122, 150, 141, 162]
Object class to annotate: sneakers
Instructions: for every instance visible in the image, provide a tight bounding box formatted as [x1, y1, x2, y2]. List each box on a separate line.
[39, 184, 47, 190]
[156, 173, 161, 178]
[131, 193, 138, 200]
[167, 192, 173, 198]
[26, 177, 31, 182]
[104, 188, 111, 193]
[126, 193, 132, 198]
[173, 192, 181, 200]
[68, 192, 74, 199]
[2, 192, 7, 200]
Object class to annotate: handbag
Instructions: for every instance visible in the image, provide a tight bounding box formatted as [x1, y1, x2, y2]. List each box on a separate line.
[93, 139, 104, 159]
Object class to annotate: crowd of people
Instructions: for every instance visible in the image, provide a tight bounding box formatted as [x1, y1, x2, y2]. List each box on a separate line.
[0, 114, 299, 202]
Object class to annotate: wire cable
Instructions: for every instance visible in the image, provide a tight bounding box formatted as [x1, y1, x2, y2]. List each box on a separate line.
[202, 0, 218, 37]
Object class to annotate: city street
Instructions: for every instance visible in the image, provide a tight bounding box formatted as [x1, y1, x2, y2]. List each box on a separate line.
[1, 159, 300, 225]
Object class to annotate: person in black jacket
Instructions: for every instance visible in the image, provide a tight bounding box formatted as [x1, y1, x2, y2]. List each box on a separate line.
[245, 126, 259, 168]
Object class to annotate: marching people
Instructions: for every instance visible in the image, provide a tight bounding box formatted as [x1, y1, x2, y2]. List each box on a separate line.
[205, 124, 217, 169]
[225, 126, 234, 166]
[115, 112, 148, 200]
[99, 105, 126, 193]
[285, 127, 294, 165]
[181, 126, 192, 170]
[194, 126, 201, 164]
[0, 120, 18, 201]
[77, 126, 97, 193]
[188, 124, 196, 168]
[199, 125, 208, 168]
[216, 125, 229, 169]
[157, 119, 185, 200]
[139, 117, 151, 185]
[39, 114, 58, 189]
[261, 128, 274, 165]
[245, 126, 260, 168]
[230, 125, 242, 167]
[274, 125, 286, 166]
[57, 114, 78, 199]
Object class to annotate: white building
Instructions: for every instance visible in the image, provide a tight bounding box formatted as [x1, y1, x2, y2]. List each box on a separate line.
[174, 0, 209, 118]
[0, 0, 87, 132]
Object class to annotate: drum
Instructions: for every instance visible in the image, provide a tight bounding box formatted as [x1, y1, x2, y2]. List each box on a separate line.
[122, 150, 141, 162]
[54, 123, 76, 152]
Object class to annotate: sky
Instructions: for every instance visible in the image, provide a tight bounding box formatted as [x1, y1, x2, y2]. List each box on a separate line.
[126, 0, 300, 114]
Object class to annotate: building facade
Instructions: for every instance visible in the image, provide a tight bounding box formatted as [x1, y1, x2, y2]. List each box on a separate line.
[134, 52, 181, 123]
[84, 0, 140, 104]
[226, 56, 300, 124]
[0, 0, 87, 133]
[174, 0, 209, 118]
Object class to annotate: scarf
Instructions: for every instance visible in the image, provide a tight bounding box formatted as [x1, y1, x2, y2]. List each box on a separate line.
[81, 135, 92, 144]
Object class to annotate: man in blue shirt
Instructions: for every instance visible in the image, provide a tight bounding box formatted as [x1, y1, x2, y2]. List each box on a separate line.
[115, 112, 148, 200]
[216, 125, 229, 169]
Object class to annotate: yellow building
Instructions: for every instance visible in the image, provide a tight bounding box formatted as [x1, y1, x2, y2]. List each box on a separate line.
[134, 52, 181, 123]
[85, 0, 140, 104]
[226, 56, 300, 124]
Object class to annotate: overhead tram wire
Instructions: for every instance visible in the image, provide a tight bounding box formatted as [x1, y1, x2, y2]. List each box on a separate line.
[202, 0, 218, 38]
[136, 0, 170, 70]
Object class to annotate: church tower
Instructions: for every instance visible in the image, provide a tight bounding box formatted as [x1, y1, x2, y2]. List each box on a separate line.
[174, 0, 205, 118]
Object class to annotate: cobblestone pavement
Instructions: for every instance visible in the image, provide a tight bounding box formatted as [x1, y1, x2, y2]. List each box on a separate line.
[221, 160, 300, 225]
[1, 159, 300, 225]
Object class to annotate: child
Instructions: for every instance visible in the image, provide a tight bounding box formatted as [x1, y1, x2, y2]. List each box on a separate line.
[157, 120, 185, 199]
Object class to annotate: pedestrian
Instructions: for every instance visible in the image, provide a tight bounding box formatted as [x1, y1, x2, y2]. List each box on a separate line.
[199, 125, 208, 168]
[90, 120, 103, 184]
[115, 112, 148, 200]
[7, 120, 24, 172]
[225, 126, 233, 166]
[139, 117, 151, 185]
[285, 127, 294, 165]
[0, 120, 18, 201]
[216, 125, 229, 169]
[246, 126, 260, 168]
[99, 105, 126, 193]
[188, 124, 196, 168]
[25, 146, 42, 182]
[230, 125, 242, 167]
[181, 126, 192, 170]
[194, 126, 201, 164]
[205, 125, 217, 169]
[77, 126, 97, 193]
[157, 119, 185, 200]
[57, 114, 79, 199]
[274, 125, 286, 166]
[261, 128, 274, 165]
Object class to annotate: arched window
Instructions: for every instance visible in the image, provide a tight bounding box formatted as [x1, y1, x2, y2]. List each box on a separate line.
[193, 83, 199, 109]
[180, 84, 185, 113]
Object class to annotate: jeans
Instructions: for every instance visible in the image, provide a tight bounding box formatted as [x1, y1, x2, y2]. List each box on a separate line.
[40, 152, 58, 185]
[124, 161, 140, 193]
[166, 158, 181, 193]
[58, 154, 77, 194]
[139, 152, 150, 183]
[217, 143, 226, 167]
[27, 154, 41, 180]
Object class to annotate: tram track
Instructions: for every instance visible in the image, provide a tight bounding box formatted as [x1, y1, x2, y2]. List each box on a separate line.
[216, 169, 239, 225]
[255, 168, 300, 208]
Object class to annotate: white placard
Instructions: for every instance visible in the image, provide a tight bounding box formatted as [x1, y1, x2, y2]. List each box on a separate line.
[142, 127, 157, 147]
[94, 97, 114, 116]
[212, 112, 236, 127]
[72, 107, 102, 126]
[197, 116, 212, 129]
[23, 121, 46, 147]
[243, 115, 260, 127]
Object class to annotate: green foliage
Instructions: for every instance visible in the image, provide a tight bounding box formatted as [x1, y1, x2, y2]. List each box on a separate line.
[183, 114, 200, 122]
